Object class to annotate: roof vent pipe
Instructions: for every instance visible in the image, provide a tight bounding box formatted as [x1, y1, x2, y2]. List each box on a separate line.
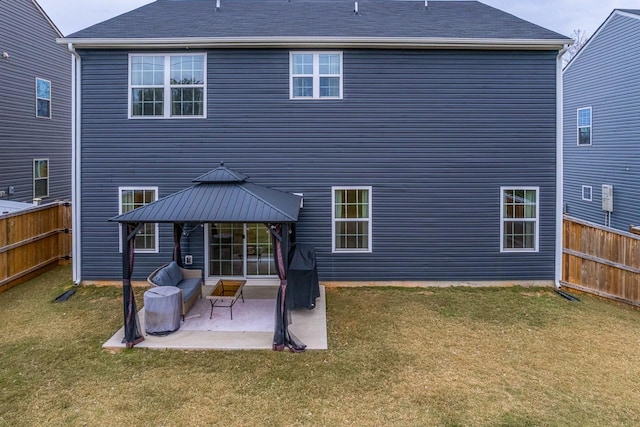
[215, 0, 220, 11]
[424, 0, 428, 9]
[354, 1, 359, 14]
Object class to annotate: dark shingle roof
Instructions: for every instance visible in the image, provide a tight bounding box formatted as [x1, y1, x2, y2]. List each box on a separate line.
[67, 0, 567, 41]
[110, 165, 301, 223]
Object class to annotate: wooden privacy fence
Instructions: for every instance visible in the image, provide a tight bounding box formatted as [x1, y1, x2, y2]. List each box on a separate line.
[0, 201, 71, 294]
[563, 215, 640, 307]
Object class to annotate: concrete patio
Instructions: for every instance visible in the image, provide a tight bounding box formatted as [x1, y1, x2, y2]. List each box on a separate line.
[103, 285, 327, 351]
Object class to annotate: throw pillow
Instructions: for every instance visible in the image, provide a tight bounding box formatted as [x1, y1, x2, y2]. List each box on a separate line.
[165, 261, 184, 284]
[152, 267, 174, 287]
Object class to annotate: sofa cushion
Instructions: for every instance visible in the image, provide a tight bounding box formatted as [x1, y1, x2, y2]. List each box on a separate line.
[178, 278, 201, 301]
[152, 266, 175, 287]
[165, 261, 184, 285]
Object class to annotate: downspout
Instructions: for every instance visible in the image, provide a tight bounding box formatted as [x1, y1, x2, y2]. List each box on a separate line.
[555, 45, 569, 289]
[68, 43, 82, 284]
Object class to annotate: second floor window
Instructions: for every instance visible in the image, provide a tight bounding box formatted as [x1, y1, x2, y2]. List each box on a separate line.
[129, 54, 206, 118]
[577, 107, 592, 146]
[290, 52, 342, 99]
[36, 78, 51, 118]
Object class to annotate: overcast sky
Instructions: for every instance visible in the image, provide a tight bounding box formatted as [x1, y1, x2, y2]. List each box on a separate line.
[38, 0, 640, 38]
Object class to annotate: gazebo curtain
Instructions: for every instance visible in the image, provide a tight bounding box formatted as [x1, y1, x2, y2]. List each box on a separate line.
[173, 223, 184, 267]
[121, 223, 183, 348]
[122, 223, 144, 348]
[270, 223, 306, 352]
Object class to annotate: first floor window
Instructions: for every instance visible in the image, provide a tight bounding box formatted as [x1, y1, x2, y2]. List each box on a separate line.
[33, 159, 49, 198]
[129, 54, 206, 118]
[119, 187, 158, 252]
[290, 52, 342, 99]
[501, 187, 538, 252]
[577, 107, 592, 146]
[332, 186, 372, 253]
[582, 185, 592, 201]
[36, 78, 51, 118]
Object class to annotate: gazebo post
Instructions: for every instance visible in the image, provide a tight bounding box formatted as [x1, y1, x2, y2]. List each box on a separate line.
[282, 223, 289, 272]
[122, 222, 144, 348]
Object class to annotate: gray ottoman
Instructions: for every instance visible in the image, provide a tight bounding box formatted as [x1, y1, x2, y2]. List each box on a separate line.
[144, 286, 181, 335]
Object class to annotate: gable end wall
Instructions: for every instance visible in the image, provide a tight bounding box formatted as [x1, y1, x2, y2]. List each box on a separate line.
[564, 13, 640, 231]
[0, 0, 72, 203]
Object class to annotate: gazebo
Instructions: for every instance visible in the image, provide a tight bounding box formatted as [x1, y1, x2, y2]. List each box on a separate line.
[109, 163, 305, 351]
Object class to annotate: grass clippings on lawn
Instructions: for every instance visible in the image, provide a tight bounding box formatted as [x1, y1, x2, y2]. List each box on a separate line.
[2, 266, 640, 426]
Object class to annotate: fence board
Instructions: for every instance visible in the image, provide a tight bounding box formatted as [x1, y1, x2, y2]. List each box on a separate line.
[563, 215, 640, 307]
[0, 202, 72, 294]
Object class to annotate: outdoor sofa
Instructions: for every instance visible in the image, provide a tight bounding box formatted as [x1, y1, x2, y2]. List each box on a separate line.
[147, 262, 203, 318]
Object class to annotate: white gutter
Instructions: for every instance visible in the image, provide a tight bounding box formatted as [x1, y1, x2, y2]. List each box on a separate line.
[68, 43, 82, 284]
[555, 44, 569, 289]
[57, 36, 570, 50]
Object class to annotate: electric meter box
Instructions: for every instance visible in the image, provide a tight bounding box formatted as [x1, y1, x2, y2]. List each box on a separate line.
[602, 184, 613, 212]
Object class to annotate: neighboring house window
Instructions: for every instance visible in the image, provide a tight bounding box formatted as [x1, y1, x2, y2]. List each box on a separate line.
[582, 185, 592, 201]
[36, 78, 51, 118]
[129, 54, 206, 118]
[500, 187, 539, 252]
[577, 107, 592, 146]
[119, 187, 158, 252]
[332, 187, 372, 253]
[290, 52, 342, 99]
[33, 159, 49, 198]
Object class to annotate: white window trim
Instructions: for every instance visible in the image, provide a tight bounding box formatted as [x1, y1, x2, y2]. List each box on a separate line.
[332, 186, 372, 254]
[500, 186, 539, 253]
[581, 185, 592, 201]
[577, 107, 592, 146]
[290, 51, 343, 100]
[118, 186, 159, 253]
[33, 158, 49, 199]
[35, 77, 51, 119]
[128, 53, 207, 119]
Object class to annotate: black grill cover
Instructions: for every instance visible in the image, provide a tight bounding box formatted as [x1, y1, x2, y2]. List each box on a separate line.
[288, 243, 320, 309]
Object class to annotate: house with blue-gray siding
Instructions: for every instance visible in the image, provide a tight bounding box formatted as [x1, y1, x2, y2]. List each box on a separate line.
[0, 0, 71, 206]
[563, 9, 640, 232]
[60, 0, 570, 287]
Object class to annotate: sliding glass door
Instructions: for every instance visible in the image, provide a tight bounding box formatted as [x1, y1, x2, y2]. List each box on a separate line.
[208, 223, 276, 278]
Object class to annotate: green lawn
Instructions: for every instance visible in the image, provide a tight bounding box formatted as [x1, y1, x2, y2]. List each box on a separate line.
[1, 266, 640, 426]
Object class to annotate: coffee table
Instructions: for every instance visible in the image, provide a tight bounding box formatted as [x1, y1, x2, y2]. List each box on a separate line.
[206, 279, 246, 320]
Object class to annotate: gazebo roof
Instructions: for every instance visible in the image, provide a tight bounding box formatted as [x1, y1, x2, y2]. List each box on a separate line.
[109, 164, 301, 224]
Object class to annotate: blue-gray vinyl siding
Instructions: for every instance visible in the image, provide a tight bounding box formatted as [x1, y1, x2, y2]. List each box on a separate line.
[564, 13, 640, 231]
[0, 0, 72, 203]
[78, 48, 558, 282]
